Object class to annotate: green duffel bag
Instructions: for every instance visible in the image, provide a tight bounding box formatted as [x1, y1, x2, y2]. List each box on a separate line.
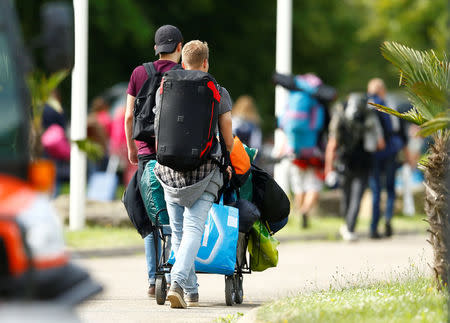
[239, 145, 258, 201]
[140, 160, 169, 225]
[247, 220, 279, 271]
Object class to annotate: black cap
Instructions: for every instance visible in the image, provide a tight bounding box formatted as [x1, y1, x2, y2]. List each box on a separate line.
[154, 25, 183, 55]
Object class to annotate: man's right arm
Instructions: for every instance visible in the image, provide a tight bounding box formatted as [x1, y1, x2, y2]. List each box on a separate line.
[125, 94, 138, 165]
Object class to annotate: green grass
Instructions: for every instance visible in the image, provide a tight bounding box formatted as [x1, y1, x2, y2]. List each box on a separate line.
[275, 213, 428, 240]
[256, 276, 447, 323]
[64, 225, 143, 250]
[215, 312, 244, 323]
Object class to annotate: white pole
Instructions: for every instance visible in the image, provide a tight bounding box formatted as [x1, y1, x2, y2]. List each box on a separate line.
[70, 0, 88, 230]
[273, 0, 292, 183]
[275, 0, 292, 117]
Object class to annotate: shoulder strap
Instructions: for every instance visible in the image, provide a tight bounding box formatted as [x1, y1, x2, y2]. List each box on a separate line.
[143, 62, 157, 78]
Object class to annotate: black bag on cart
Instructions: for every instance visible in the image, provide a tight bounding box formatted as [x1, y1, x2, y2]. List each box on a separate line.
[251, 164, 290, 223]
[122, 171, 153, 238]
[229, 199, 260, 233]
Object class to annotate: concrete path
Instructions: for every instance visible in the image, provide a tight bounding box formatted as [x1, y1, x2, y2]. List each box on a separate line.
[76, 235, 431, 323]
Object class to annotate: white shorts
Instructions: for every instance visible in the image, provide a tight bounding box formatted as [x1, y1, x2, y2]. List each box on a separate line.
[274, 158, 323, 195]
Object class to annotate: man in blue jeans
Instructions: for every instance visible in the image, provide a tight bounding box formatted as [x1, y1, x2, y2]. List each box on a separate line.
[153, 40, 234, 308]
[125, 25, 183, 297]
[367, 78, 405, 239]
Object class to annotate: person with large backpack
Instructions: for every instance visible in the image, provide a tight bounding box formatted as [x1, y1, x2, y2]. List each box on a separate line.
[367, 78, 406, 239]
[273, 73, 336, 229]
[324, 93, 385, 241]
[153, 40, 234, 308]
[124, 25, 183, 299]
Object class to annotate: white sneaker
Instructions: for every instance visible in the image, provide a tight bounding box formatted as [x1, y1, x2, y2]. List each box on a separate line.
[340, 225, 358, 241]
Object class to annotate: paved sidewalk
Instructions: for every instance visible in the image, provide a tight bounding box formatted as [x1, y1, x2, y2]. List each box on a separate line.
[76, 235, 431, 323]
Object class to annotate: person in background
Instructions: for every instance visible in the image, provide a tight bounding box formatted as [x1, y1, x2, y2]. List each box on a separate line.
[124, 25, 183, 298]
[87, 97, 111, 173]
[273, 73, 336, 229]
[41, 89, 70, 196]
[325, 93, 385, 241]
[396, 102, 423, 216]
[231, 95, 262, 151]
[367, 78, 406, 239]
[90, 96, 112, 139]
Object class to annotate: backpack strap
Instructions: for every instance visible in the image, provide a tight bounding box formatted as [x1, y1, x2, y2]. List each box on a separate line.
[143, 62, 156, 78]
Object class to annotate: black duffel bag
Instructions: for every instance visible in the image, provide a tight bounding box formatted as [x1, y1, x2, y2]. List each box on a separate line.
[123, 170, 153, 239]
[230, 199, 260, 233]
[251, 164, 290, 223]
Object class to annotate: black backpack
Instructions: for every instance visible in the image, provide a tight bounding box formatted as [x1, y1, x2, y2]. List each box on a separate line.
[156, 69, 221, 172]
[132, 63, 181, 143]
[335, 93, 370, 171]
[251, 164, 290, 223]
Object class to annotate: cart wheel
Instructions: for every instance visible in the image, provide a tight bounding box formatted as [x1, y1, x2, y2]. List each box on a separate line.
[155, 275, 167, 305]
[234, 274, 243, 304]
[225, 275, 234, 306]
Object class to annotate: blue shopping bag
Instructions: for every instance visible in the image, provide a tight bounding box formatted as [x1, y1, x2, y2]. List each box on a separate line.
[169, 198, 239, 275]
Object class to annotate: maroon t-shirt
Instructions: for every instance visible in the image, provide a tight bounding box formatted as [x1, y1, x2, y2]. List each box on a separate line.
[127, 60, 178, 155]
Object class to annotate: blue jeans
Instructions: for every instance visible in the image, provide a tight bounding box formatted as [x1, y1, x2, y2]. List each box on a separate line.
[166, 192, 215, 294]
[370, 156, 397, 233]
[144, 230, 171, 285]
[144, 232, 160, 285]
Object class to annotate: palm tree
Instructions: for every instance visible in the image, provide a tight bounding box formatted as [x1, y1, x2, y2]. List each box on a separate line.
[370, 41, 449, 289]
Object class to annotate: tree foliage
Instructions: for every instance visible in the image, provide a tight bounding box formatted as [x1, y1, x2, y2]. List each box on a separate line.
[15, 0, 448, 135]
[370, 41, 449, 136]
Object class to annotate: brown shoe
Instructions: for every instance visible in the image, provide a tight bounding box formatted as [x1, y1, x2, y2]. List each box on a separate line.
[167, 282, 187, 309]
[148, 284, 155, 298]
[185, 293, 199, 307]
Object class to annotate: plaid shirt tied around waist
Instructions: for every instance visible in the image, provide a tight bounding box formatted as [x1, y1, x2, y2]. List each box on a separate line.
[154, 159, 218, 188]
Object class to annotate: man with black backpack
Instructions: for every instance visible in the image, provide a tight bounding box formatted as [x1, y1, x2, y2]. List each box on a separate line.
[153, 40, 234, 308]
[324, 93, 385, 241]
[124, 25, 183, 298]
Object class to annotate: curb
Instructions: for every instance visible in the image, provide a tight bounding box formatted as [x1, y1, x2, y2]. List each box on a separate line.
[69, 229, 425, 259]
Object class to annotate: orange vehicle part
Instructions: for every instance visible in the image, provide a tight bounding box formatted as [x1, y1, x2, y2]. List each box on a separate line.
[33, 253, 69, 270]
[0, 219, 28, 276]
[0, 175, 36, 216]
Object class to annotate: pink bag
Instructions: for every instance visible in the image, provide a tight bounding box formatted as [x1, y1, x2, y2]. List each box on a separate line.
[41, 124, 71, 161]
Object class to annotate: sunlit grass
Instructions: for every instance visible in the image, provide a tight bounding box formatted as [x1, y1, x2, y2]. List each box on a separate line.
[257, 276, 447, 323]
[64, 225, 143, 250]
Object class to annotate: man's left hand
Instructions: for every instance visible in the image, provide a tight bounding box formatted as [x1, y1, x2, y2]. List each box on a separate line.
[226, 166, 232, 180]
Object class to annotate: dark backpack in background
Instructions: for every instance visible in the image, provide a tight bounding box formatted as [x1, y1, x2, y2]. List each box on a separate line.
[335, 93, 370, 172]
[132, 62, 180, 143]
[156, 69, 221, 171]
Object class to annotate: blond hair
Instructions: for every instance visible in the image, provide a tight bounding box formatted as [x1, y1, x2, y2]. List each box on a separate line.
[182, 40, 209, 68]
[367, 78, 386, 95]
[232, 95, 261, 125]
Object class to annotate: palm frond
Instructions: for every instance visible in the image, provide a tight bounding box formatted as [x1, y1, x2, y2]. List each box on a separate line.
[369, 102, 425, 125]
[418, 112, 450, 137]
[381, 42, 449, 120]
[27, 70, 69, 117]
